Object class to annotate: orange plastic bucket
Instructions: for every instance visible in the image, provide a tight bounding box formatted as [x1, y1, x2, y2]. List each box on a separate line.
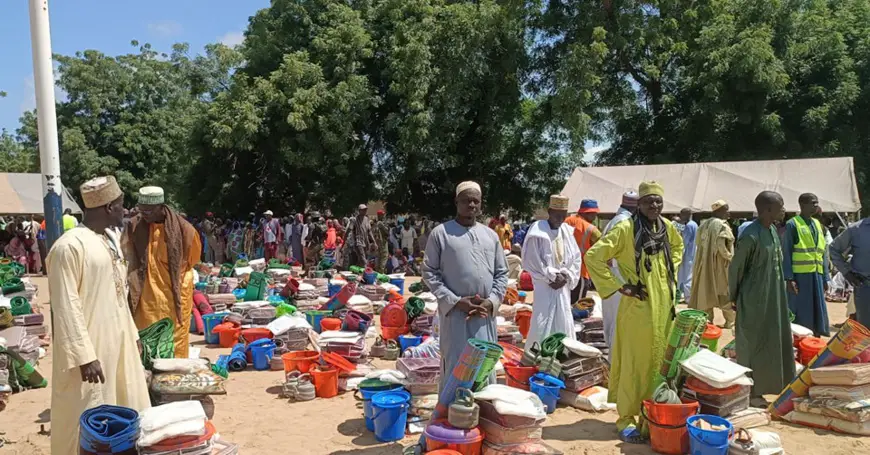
[320, 317, 342, 332]
[799, 336, 826, 365]
[240, 327, 273, 344]
[504, 365, 537, 391]
[426, 450, 463, 455]
[310, 365, 339, 398]
[282, 350, 320, 373]
[516, 311, 531, 339]
[642, 399, 700, 455]
[212, 323, 240, 348]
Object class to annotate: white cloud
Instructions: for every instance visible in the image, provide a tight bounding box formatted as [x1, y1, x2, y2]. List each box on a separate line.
[219, 31, 245, 47]
[148, 20, 183, 38]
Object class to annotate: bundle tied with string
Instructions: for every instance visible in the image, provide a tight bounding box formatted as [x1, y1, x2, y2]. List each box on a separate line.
[469, 338, 504, 391]
[138, 318, 175, 370]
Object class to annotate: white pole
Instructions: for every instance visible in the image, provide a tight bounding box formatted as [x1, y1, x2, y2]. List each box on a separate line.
[28, 0, 63, 249]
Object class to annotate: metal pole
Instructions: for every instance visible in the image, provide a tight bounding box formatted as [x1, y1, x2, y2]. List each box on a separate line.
[28, 0, 63, 250]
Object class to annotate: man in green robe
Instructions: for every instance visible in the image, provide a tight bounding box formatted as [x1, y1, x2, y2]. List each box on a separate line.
[728, 191, 796, 406]
[586, 181, 683, 443]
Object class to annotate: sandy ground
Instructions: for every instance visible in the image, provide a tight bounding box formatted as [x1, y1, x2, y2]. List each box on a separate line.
[1, 276, 868, 454]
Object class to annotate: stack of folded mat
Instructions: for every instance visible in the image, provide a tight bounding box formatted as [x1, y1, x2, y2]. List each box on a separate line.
[13, 312, 46, 338]
[318, 331, 366, 362]
[207, 293, 236, 309]
[784, 362, 870, 435]
[302, 279, 328, 297]
[0, 326, 41, 366]
[558, 351, 607, 398]
[79, 405, 140, 454]
[473, 384, 560, 454]
[578, 318, 607, 357]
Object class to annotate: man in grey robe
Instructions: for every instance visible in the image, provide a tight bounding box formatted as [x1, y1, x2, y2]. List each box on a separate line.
[423, 181, 508, 391]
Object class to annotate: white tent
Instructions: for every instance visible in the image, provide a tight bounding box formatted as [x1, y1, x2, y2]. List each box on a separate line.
[560, 157, 861, 214]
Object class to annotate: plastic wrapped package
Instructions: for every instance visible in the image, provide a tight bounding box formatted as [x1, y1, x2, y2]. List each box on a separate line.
[482, 441, 563, 455]
[809, 363, 870, 386]
[792, 397, 870, 423]
[784, 410, 870, 435]
[726, 407, 771, 429]
[477, 399, 545, 429]
[809, 382, 870, 401]
[478, 417, 543, 445]
[558, 386, 615, 412]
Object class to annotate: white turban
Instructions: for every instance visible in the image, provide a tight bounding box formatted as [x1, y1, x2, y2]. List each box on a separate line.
[456, 181, 481, 196]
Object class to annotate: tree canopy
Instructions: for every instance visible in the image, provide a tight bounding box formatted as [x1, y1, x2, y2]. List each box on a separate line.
[4, 0, 870, 215]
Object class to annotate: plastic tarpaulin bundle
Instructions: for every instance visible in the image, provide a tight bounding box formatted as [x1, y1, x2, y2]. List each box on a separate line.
[79, 405, 140, 454]
[227, 344, 247, 372]
[771, 319, 870, 417]
[139, 318, 175, 370]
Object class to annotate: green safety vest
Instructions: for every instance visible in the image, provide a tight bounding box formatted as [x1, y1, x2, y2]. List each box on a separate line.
[791, 216, 825, 274]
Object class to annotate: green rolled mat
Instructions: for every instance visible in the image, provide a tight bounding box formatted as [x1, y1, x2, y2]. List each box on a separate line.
[234, 259, 250, 268]
[405, 297, 425, 320]
[469, 338, 504, 390]
[0, 307, 13, 328]
[0, 347, 47, 391]
[349, 266, 365, 275]
[138, 318, 175, 370]
[276, 303, 297, 317]
[10, 262, 25, 277]
[219, 263, 235, 277]
[268, 259, 290, 270]
[10, 296, 31, 316]
[2, 278, 25, 295]
[376, 273, 390, 283]
[540, 332, 567, 358]
[408, 281, 428, 294]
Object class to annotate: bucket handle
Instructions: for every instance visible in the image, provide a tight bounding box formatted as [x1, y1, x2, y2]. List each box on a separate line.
[371, 403, 409, 421]
[640, 405, 693, 430]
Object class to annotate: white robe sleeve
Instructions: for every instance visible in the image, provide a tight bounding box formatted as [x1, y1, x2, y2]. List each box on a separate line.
[521, 234, 560, 283]
[47, 239, 97, 371]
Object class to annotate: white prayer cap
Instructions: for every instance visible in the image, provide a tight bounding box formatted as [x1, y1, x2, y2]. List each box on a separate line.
[138, 186, 165, 205]
[456, 181, 481, 196]
[263, 210, 274, 216]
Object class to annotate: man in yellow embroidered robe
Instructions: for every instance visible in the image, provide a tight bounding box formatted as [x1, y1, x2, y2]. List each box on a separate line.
[124, 186, 201, 358]
[689, 200, 735, 328]
[586, 181, 682, 443]
[48, 176, 150, 455]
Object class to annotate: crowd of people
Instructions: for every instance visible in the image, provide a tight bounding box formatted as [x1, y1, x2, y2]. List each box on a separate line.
[22, 171, 870, 451]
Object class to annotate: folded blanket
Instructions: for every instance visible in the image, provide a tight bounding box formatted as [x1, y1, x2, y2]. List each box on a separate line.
[13, 313, 43, 326]
[79, 405, 139, 454]
[138, 401, 206, 447]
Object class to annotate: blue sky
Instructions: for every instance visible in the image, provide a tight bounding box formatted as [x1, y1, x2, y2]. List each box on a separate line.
[0, 0, 269, 132]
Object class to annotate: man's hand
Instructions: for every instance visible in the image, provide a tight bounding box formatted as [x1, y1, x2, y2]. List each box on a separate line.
[618, 283, 648, 300]
[467, 295, 493, 318]
[788, 280, 799, 295]
[455, 297, 476, 314]
[549, 274, 568, 289]
[80, 360, 105, 384]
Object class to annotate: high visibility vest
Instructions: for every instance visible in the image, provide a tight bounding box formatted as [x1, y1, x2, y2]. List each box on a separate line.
[566, 215, 598, 279]
[791, 216, 825, 274]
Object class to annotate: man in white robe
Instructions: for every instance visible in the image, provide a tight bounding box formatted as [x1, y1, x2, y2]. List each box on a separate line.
[601, 191, 638, 360]
[48, 176, 150, 455]
[522, 195, 582, 347]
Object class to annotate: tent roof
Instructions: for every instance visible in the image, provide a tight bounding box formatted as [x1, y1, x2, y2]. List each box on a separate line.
[560, 157, 861, 214]
[0, 173, 82, 215]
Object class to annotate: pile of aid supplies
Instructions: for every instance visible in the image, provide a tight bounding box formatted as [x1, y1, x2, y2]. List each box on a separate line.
[0, 259, 47, 413]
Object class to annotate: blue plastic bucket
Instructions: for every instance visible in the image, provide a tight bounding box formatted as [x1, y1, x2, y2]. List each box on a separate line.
[530, 373, 564, 414]
[399, 334, 422, 352]
[202, 313, 225, 345]
[371, 390, 410, 442]
[250, 343, 276, 371]
[356, 384, 406, 431]
[189, 313, 197, 334]
[363, 271, 377, 285]
[328, 282, 343, 297]
[687, 415, 733, 455]
[305, 310, 332, 334]
[389, 278, 405, 295]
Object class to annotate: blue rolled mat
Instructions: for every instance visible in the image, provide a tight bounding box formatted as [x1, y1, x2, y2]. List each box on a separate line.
[228, 343, 248, 371]
[79, 405, 139, 454]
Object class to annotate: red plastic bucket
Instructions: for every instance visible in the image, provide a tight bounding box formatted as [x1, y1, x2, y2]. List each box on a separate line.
[516, 311, 531, 339]
[241, 327, 273, 344]
[504, 365, 537, 391]
[642, 399, 700, 455]
[381, 325, 410, 341]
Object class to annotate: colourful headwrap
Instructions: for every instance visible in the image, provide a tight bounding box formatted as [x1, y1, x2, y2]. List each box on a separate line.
[578, 199, 599, 214]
